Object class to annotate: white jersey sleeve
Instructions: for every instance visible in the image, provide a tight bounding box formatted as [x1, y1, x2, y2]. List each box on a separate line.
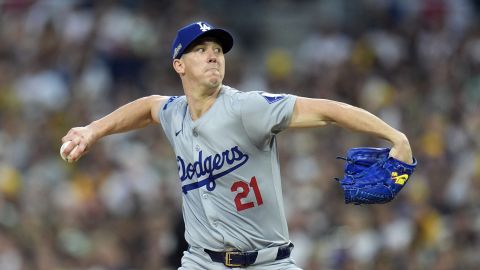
[239, 91, 296, 150]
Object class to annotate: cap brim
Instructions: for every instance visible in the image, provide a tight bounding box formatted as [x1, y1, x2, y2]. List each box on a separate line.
[187, 29, 233, 55]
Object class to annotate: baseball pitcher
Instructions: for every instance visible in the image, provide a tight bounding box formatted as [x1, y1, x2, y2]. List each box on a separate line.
[61, 21, 414, 269]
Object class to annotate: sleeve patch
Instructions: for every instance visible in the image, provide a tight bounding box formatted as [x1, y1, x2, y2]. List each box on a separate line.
[259, 92, 286, 104]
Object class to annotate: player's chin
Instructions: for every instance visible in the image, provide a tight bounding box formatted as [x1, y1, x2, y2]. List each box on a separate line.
[206, 77, 222, 87]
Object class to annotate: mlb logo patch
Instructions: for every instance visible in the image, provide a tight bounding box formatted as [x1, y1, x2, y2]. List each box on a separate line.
[259, 92, 286, 104]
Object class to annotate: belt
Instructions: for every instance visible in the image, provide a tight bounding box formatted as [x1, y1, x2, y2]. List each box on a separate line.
[204, 243, 294, 268]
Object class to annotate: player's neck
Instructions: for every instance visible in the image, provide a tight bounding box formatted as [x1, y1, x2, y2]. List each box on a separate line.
[185, 84, 222, 120]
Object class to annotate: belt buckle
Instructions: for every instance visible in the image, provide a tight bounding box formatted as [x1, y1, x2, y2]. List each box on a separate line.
[225, 251, 242, 267]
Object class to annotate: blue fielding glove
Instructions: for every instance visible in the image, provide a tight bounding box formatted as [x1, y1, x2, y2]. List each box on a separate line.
[336, 147, 417, 205]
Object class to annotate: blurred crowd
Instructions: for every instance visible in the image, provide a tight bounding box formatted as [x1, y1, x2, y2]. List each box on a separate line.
[1, 0, 480, 269]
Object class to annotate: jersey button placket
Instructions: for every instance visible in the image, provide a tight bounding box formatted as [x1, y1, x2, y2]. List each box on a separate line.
[191, 127, 199, 153]
[201, 193, 219, 229]
[191, 127, 218, 229]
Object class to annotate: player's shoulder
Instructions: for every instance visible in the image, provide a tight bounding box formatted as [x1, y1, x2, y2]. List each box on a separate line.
[158, 95, 187, 122]
[220, 85, 242, 99]
[161, 95, 187, 111]
[228, 87, 292, 105]
[220, 85, 263, 101]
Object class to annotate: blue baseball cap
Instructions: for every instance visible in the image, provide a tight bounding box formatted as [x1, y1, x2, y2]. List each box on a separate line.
[171, 21, 233, 59]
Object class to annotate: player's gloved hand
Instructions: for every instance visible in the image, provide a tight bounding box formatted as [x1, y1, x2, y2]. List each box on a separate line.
[61, 125, 98, 162]
[335, 147, 417, 205]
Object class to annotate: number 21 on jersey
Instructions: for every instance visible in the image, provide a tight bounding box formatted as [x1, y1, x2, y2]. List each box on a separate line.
[231, 176, 263, 211]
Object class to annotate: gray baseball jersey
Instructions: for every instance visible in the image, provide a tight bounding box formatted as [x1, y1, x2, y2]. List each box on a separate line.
[159, 85, 296, 252]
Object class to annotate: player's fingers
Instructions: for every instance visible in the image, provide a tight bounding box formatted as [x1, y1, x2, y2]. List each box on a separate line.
[61, 136, 82, 156]
[72, 142, 88, 160]
[61, 126, 95, 162]
[64, 145, 80, 163]
[71, 150, 89, 163]
[61, 144, 70, 156]
[70, 146, 90, 163]
[62, 139, 77, 156]
[78, 142, 88, 153]
[63, 138, 79, 153]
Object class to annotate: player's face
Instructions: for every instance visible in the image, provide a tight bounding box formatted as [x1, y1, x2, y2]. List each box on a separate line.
[180, 39, 225, 89]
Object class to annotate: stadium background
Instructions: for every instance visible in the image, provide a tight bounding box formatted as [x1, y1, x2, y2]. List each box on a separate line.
[1, 0, 480, 269]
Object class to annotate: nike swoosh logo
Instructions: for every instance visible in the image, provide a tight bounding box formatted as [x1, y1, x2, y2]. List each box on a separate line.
[175, 130, 182, 136]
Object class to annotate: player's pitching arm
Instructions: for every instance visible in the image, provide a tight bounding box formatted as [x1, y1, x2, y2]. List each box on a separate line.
[289, 97, 413, 164]
[61, 95, 168, 162]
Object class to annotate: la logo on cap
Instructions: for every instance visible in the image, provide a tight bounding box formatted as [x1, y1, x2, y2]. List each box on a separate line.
[171, 21, 233, 59]
[197, 22, 211, 32]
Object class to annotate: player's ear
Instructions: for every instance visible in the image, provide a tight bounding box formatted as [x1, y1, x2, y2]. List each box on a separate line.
[173, 59, 185, 75]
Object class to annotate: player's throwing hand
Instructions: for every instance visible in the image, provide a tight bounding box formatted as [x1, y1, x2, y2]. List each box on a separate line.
[60, 125, 97, 162]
